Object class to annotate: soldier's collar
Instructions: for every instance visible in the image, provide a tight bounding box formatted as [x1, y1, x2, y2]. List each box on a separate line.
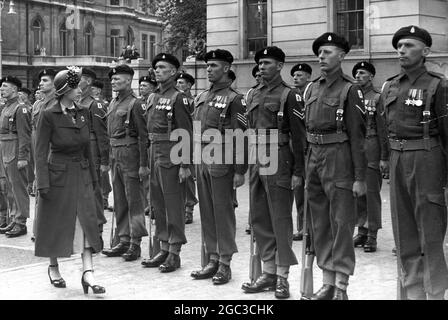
[158, 78, 176, 95]
[210, 79, 232, 93]
[402, 65, 427, 85]
[362, 83, 374, 93]
[263, 73, 283, 91]
[320, 68, 343, 88]
[4, 95, 19, 106]
[117, 88, 134, 101]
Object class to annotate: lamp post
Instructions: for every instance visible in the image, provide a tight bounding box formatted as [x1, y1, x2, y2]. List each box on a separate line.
[0, 0, 17, 79]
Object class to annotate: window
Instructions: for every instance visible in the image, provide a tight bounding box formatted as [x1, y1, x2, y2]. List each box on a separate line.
[336, 0, 364, 49]
[110, 0, 120, 6]
[110, 29, 120, 57]
[141, 34, 148, 59]
[60, 23, 68, 56]
[32, 19, 43, 55]
[246, 0, 267, 58]
[149, 35, 156, 60]
[85, 24, 94, 55]
[126, 27, 134, 46]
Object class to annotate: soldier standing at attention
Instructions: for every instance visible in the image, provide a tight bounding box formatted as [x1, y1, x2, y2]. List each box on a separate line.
[290, 62, 312, 241]
[101, 65, 149, 262]
[381, 26, 448, 300]
[190, 49, 247, 285]
[241, 46, 306, 299]
[351, 61, 389, 253]
[175, 71, 198, 224]
[141, 53, 192, 273]
[78, 68, 110, 244]
[305, 33, 367, 300]
[0, 76, 31, 237]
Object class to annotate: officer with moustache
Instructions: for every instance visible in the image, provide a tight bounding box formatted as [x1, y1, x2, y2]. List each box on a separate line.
[175, 71, 198, 224]
[380, 26, 448, 300]
[102, 64, 149, 262]
[141, 53, 192, 273]
[351, 61, 389, 253]
[305, 33, 367, 300]
[190, 49, 247, 285]
[290, 63, 312, 241]
[0, 76, 31, 237]
[241, 46, 306, 299]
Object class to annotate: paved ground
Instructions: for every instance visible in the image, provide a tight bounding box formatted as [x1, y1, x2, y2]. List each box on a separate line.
[0, 179, 447, 300]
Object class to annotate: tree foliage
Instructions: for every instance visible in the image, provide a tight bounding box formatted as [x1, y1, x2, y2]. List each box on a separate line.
[155, 0, 206, 57]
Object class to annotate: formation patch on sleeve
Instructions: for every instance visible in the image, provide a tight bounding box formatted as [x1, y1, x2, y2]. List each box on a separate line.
[141, 104, 147, 111]
[98, 103, 103, 109]
[295, 94, 302, 102]
[183, 98, 189, 105]
[357, 90, 364, 99]
[22, 108, 28, 114]
[241, 99, 246, 106]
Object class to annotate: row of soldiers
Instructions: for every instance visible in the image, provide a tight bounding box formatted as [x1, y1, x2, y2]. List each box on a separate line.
[0, 24, 446, 301]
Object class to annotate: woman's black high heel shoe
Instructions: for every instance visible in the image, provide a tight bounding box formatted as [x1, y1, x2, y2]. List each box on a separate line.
[48, 264, 66, 288]
[81, 270, 105, 294]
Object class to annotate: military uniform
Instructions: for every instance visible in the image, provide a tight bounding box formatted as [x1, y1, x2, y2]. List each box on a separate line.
[192, 49, 248, 284]
[104, 67, 148, 258]
[0, 91, 31, 237]
[380, 25, 448, 299]
[305, 33, 366, 299]
[242, 47, 305, 298]
[78, 86, 109, 232]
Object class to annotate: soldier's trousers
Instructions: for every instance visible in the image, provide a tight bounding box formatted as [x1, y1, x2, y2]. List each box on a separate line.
[197, 163, 237, 261]
[150, 160, 187, 253]
[102, 171, 112, 206]
[90, 139, 107, 231]
[111, 144, 148, 244]
[4, 159, 29, 225]
[390, 146, 448, 295]
[306, 142, 356, 276]
[294, 183, 304, 232]
[356, 166, 382, 234]
[185, 165, 198, 212]
[250, 145, 298, 267]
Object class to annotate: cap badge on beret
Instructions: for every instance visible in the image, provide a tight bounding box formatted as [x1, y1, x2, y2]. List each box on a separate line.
[264, 49, 267, 54]
[411, 26, 415, 33]
[212, 52, 216, 58]
[43, 70, 47, 75]
[299, 65, 302, 70]
[5, 77, 8, 81]
[113, 68, 116, 73]
[361, 63, 364, 67]
[328, 35, 332, 41]
[162, 54, 166, 59]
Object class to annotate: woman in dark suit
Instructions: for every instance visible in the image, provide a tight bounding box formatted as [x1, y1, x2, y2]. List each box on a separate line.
[34, 67, 105, 295]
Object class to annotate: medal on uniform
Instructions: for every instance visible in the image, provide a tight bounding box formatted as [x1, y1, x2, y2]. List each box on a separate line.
[415, 89, 423, 107]
[81, 115, 85, 122]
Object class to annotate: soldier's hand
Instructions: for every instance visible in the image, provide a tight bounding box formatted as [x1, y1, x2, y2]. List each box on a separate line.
[291, 175, 303, 189]
[444, 187, 448, 207]
[380, 160, 389, 176]
[100, 165, 110, 173]
[233, 173, 245, 189]
[17, 160, 28, 170]
[138, 166, 150, 181]
[39, 187, 50, 199]
[0, 177, 7, 193]
[352, 180, 367, 198]
[179, 167, 191, 183]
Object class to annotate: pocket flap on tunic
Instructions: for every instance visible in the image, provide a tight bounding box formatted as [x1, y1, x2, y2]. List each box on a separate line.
[322, 98, 339, 107]
[427, 193, 445, 207]
[305, 96, 317, 106]
[265, 103, 280, 113]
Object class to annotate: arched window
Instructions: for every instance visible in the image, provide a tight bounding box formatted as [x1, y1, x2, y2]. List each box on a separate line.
[31, 18, 44, 55]
[85, 23, 94, 55]
[60, 23, 68, 56]
[126, 27, 134, 46]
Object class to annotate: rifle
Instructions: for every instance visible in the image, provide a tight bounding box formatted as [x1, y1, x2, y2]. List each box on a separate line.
[300, 183, 315, 300]
[249, 209, 262, 284]
[109, 204, 120, 248]
[147, 143, 160, 259]
[201, 228, 208, 268]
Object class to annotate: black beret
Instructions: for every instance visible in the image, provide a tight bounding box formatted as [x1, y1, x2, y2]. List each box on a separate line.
[228, 70, 236, 82]
[251, 65, 260, 78]
[19, 87, 32, 96]
[254, 46, 285, 64]
[204, 49, 234, 64]
[290, 63, 312, 77]
[352, 61, 376, 77]
[139, 75, 157, 86]
[175, 72, 195, 85]
[152, 53, 180, 69]
[38, 68, 57, 80]
[1, 76, 22, 89]
[312, 32, 350, 56]
[108, 64, 135, 79]
[91, 80, 104, 89]
[81, 68, 97, 80]
[392, 25, 432, 49]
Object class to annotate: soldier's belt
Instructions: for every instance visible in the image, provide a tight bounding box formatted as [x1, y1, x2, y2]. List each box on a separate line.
[248, 133, 290, 145]
[366, 128, 378, 138]
[0, 133, 18, 141]
[306, 132, 348, 145]
[110, 136, 138, 147]
[50, 153, 85, 162]
[389, 137, 439, 151]
[148, 133, 171, 142]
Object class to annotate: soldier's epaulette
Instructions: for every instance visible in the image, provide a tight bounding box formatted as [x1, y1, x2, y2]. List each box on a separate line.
[373, 87, 381, 94]
[311, 76, 321, 83]
[386, 74, 401, 81]
[427, 70, 446, 80]
[194, 89, 209, 104]
[229, 86, 242, 96]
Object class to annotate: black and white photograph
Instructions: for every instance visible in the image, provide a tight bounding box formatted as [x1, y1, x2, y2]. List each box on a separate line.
[0, 0, 448, 309]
